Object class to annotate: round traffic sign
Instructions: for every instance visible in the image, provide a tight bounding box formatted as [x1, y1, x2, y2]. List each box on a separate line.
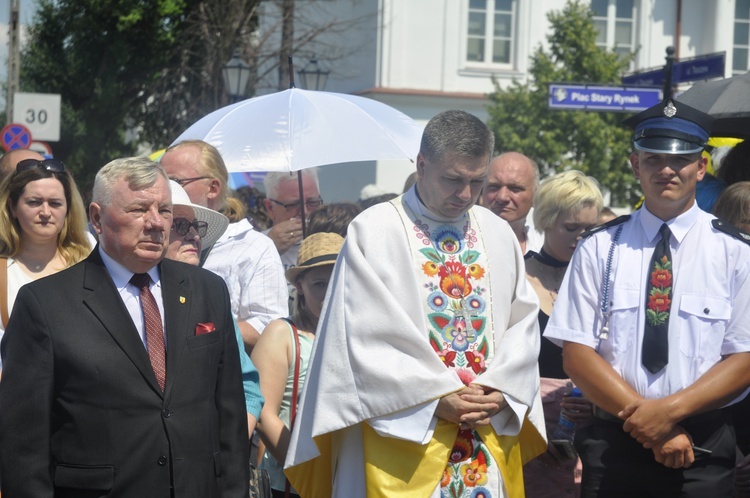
[1, 123, 33, 152]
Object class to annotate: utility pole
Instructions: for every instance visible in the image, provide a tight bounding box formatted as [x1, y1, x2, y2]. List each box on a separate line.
[7, 0, 21, 122]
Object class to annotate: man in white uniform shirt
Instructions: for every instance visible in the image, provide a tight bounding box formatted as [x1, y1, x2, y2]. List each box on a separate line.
[545, 99, 750, 497]
[161, 140, 287, 348]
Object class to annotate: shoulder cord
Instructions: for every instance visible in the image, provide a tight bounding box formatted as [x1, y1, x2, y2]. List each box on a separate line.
[597, 224, 624, 352]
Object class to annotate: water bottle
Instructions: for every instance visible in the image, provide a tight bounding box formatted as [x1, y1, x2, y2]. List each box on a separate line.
[551, 387, 583, 442]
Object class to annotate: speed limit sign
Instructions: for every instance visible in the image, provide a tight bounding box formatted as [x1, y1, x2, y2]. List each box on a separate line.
[12, 92, 61, 142]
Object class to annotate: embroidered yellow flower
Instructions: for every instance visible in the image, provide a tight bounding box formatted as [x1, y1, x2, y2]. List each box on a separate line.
[468, 264, 485, 279]
[460, 459, 488, 487]
[422, 261, 439, 276]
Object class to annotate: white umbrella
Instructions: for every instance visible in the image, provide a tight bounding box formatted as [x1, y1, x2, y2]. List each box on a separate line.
[170, 87, 423, 172]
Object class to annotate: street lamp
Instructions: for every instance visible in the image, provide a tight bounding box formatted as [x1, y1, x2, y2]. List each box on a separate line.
[297, 59, 330, 91]
[222, 49, 252, 103]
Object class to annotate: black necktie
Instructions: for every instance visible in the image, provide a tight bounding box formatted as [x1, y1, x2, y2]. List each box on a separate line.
[642, 224, 672, 374]
[131, 273, 167, 390]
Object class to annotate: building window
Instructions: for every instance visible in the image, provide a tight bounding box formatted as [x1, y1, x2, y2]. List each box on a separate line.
[592, 0, 635, 60]
[466, 0, 515, 67]
[735, 0, 750, 74]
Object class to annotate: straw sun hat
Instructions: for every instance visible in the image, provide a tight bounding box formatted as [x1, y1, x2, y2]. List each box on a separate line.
[168, 180, 229, 248]
[285, 232, 344, 283]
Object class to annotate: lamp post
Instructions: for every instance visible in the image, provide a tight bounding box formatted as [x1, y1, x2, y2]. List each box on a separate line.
[297, 58, 330, 91]
[222, 49, 252, 103]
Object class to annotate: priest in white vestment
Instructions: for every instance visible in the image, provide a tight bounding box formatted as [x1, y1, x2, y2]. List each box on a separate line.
[285, 110, 546, 498]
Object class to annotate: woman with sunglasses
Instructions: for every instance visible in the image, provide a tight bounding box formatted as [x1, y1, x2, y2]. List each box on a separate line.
[0, 158, 91, 364]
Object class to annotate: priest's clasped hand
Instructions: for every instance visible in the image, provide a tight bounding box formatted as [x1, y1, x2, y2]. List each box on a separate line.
[435, 384, 507, 429]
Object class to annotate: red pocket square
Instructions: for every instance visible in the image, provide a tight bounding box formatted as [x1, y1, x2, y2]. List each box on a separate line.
[195, 322, 216, 336]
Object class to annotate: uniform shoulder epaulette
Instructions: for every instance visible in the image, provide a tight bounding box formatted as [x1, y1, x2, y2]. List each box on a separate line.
[712, 219, 750, 245]
[581, 214, 631, 239]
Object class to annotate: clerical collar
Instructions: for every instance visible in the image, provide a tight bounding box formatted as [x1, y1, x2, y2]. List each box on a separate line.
[534, 248, 568, 268]
[411, 185, 468, 223]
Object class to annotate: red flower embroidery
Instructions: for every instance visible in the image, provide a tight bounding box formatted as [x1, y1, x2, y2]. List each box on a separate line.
[438, 261, 472, 298]
[439, 349, 457, 368]
[648, 290, 671, 313]
[465, 350, 485, 374]
[646, 255, 672, 326]
[650, 269, 672, 288]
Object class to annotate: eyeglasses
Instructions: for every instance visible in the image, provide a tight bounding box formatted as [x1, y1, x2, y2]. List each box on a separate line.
[169, 176, 211, 187]
[16, 158, 66, 174]
[172, 217, 208, 238]
[268, 197, 324, 211]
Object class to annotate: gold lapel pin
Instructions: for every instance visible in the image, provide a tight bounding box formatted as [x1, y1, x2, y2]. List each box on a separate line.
[179, 296, 186, 304]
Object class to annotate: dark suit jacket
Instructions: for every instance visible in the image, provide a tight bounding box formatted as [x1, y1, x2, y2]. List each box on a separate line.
[0, 249, 249, 497]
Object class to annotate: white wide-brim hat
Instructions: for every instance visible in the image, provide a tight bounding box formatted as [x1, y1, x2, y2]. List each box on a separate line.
[169, 180, 229, 248]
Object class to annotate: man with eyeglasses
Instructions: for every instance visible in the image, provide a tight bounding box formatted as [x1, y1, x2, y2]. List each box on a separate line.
[161, 140, 287, 349]
[262, 170, 324, 276]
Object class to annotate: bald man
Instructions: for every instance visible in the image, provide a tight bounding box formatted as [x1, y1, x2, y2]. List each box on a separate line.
[482, 152, 543, 254]
[0, 149, 45, 184]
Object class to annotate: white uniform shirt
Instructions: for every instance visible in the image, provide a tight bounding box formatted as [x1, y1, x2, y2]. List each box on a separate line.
[545, 203, 750, 400]
[204, 219, 287, 332]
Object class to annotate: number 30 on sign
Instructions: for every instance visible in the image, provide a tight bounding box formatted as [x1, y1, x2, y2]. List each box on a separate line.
[12, 92, 61, 142]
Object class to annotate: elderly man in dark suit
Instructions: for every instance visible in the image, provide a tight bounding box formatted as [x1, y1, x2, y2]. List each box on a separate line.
[0, 157, 249, 497]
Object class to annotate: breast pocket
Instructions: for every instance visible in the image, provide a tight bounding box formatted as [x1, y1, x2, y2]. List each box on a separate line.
[607, 288, 641, 353]
[678, 293, 731, 361]
[186, 331, 221, 350]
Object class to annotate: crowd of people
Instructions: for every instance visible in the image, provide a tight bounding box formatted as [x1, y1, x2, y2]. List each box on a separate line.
[0, 98, 749, 498]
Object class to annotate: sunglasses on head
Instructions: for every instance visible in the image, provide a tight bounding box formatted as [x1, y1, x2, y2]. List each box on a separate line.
[172, 217, 208, 238]
[16, 158, 66, 174]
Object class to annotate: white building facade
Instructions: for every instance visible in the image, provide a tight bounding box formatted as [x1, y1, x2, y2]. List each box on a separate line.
[259, 0, 738, 201]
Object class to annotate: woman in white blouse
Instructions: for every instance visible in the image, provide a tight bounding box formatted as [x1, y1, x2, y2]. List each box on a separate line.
[0, 157, 91, 365]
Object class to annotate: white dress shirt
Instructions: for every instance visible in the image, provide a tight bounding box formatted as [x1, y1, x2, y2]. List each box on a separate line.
[204, 219, 287, 332]
[99, 246, 166, 348]
[545, 203, 750, 400]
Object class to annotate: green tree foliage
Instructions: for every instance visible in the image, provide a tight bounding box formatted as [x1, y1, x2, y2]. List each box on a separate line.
[19, 0, 259, 188]
[486, 0, 640, 205]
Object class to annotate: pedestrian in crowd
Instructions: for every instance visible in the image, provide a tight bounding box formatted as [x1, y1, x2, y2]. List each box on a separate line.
[285, 110, 546, 498]
[713, 182, 750, 498]
[0, 157, 249, 496]
[358, 192, 398, 210]
[545, 99, 750, 498]
[306, 202, 361, 237]
[482, 152, 543, 254]
[0, 149, 47, 184]
[523, 170, 602, 498]
[598, 207, 617, 225]
[718, 140, 750, 186]
[262, 170, 324, 274]
[714, 182, 750, 232]
[161, 140, 287, 348]
[0, 156, 91, 366]
[252, 232, 344, 498]
[234, 185, 272, 231]
[165, 179, 264, 436]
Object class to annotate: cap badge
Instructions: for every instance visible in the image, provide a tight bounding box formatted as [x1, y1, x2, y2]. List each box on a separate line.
[663, 101, 677, 118]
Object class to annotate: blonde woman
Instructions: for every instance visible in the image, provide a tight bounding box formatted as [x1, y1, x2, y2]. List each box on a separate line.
[523, 170, 603, 498]
[0, 157, 91, 359]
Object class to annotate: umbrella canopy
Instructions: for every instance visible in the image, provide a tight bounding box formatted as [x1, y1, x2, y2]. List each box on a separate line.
[677, 71, 750, 138]
[170, 88, 424, 172]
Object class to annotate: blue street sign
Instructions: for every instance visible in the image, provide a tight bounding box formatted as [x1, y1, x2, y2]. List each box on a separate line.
[548, 84, 662, 112]
[622, 52, 725, 86]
